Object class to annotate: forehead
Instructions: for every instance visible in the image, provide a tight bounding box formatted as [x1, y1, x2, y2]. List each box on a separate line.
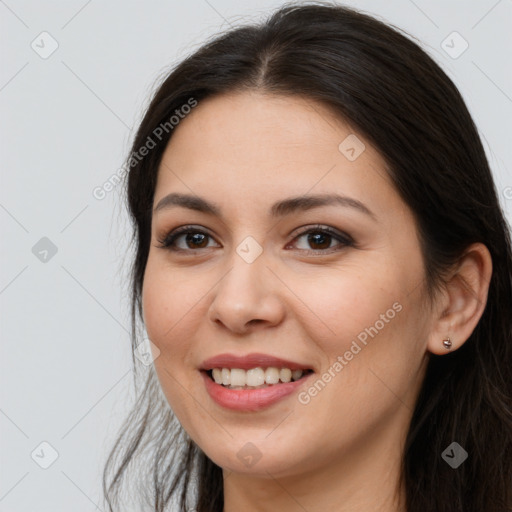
[163, 90, 364, 159]
[153, 91, 399, 219]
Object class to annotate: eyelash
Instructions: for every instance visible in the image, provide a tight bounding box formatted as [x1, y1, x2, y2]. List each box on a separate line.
[155, 224, 354, 255]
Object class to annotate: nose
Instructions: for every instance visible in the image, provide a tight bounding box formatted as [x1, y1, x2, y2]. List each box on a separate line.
[207, 251, 286, 335]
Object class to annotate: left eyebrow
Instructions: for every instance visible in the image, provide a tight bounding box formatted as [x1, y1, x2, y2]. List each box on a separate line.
[153, 192, 377, 221]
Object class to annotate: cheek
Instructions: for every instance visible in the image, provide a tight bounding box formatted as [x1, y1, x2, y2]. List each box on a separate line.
[142, 259, 203, 347]
[289, 257, 427, 407]
[142, 267, 190, 387]
[290, 262, 403, 350]
[142, 263, 203, 424]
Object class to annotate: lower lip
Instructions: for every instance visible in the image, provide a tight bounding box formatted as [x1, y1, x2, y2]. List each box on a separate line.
[201, 371, 313, 412]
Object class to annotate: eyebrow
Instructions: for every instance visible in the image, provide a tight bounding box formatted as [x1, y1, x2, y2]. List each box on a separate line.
[153, 192, 376, 221]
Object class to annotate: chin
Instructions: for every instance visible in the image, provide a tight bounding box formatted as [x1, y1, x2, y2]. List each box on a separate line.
[198, 439, 310, 478]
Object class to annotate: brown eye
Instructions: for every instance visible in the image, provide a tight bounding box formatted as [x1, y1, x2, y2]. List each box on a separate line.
[156, 226, 218, 251]
[305, 232, 333, 250]
[182, 232, 210, 249]
[289, 226, 353, 254]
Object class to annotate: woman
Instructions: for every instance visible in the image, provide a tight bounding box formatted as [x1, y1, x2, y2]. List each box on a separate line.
[103, 2, 512, 511]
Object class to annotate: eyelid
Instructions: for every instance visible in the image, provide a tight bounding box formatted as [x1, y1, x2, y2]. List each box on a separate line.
[286, 224, 354, 252]
[155, 224, 218, 249]
[289, 223, 353, 242]
[155, 223, 354, 253]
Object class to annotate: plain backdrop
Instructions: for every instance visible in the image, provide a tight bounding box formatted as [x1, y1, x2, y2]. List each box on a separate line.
[1, 0, 511, 510]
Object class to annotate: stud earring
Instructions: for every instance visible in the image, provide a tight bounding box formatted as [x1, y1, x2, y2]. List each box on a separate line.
[442, 337, 452, 350]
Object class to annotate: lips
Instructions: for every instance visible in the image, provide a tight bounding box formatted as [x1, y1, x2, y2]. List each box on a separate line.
[199, 352, 314, 371]
[200, 367, 314, 411]
[199, 352, 316, 411]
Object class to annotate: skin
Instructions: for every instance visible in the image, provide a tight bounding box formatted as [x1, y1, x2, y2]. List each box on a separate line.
[142, 90, 492, 512]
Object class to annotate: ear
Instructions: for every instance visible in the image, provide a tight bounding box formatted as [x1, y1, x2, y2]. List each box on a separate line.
[427, 243, 493, 355]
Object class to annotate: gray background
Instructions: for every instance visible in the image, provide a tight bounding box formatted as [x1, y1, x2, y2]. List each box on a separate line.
[1, 0, 511, 510]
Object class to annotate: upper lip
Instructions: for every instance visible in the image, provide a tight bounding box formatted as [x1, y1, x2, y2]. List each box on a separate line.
[199, 352, 314, 371]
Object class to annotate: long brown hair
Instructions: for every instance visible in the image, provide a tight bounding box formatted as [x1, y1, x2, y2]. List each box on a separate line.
[103, 2, 512, 510]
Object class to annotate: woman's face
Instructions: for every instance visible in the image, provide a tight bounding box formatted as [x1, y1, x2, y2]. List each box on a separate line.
[142, 91, 432, 479]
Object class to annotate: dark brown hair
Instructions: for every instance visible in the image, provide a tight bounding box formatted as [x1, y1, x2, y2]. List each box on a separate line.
[103, 2, 512, 511]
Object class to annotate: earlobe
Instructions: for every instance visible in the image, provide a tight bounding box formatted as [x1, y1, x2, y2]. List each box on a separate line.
[426, 242, 493, 356]
[442, 337, 452, 350]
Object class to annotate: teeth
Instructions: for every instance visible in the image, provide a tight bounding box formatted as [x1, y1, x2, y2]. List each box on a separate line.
[210, 367, 307, 387]
[292, 369, 304, 381]
[280, 368, 292, 383]
[246, 367, 265, 386]
[265, 367, 280, 384]
[230, 368, 246, 387]
[221, 368, 230, 386]
[212, 368, 222, 383]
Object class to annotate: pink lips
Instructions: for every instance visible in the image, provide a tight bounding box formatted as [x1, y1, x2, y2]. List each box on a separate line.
[199, 352, 314, 412]
[200, 352, 313, 371]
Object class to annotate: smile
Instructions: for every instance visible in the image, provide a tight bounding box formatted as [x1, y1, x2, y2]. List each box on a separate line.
[200, 368, 314, 412]
[199, 352, 315, 411]
[208, 367, 313, 389]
